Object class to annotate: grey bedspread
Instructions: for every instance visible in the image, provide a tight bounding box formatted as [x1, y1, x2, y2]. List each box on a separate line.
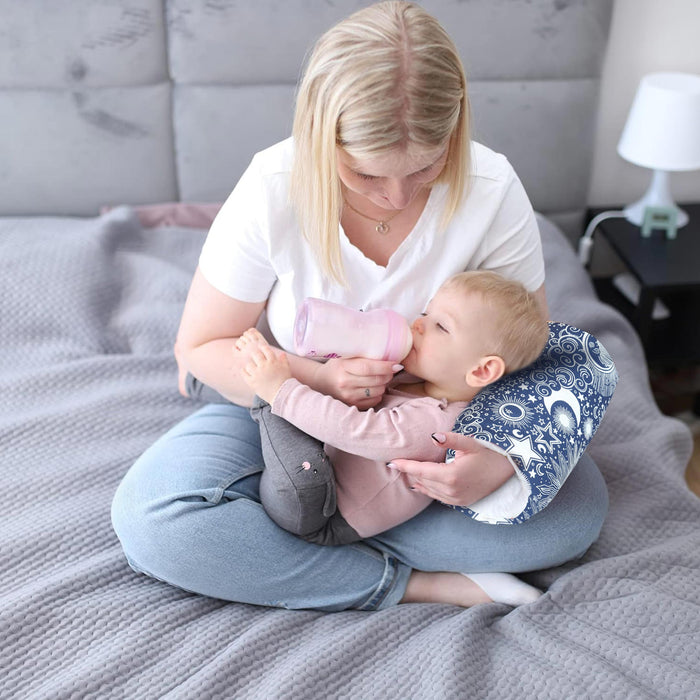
[2, 208, 699, 699]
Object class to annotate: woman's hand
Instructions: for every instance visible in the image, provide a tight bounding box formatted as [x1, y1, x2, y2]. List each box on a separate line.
[388, 432, 514, 506]
[309, 356, 401, 409]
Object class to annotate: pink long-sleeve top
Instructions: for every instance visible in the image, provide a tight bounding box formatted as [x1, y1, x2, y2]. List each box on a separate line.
[271, 378, 468, 538]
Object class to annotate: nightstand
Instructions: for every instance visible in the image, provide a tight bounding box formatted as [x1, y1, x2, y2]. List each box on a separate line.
[586, 203, 700, 370]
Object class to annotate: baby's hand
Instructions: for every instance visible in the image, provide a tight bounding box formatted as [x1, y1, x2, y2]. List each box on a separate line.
[241, 337, 292, 404]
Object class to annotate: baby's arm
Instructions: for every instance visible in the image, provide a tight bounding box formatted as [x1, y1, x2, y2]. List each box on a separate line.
[272, 382, 457, 463]
[238, 330, 454, 463]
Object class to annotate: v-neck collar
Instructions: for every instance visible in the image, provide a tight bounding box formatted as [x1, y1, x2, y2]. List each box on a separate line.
[338, 185, 446, 277]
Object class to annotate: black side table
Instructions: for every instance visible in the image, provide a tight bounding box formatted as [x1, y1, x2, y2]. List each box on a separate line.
[586, 203, 700, 369]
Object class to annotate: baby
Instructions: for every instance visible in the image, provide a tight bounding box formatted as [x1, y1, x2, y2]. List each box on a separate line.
[238, 270, 549, 547]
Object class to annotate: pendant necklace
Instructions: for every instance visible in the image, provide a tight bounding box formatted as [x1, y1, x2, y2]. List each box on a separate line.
[343, 198, 401, 235]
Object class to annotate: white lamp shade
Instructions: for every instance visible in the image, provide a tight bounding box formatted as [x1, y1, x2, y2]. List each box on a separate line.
[617, 72, 700, 172]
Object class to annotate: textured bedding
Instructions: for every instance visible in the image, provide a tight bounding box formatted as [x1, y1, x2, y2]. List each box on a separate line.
[2, 208, 699, 698]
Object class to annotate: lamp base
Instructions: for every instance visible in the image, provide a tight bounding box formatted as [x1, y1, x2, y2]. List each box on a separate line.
[623, 169, 689, 227]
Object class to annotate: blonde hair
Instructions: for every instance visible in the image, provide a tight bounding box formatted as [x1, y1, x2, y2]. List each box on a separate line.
[441, 271, 549, 373]
[291, 1, 471, 284]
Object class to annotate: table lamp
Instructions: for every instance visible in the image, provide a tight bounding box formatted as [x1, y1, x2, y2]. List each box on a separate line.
[617, 71, 700, 233]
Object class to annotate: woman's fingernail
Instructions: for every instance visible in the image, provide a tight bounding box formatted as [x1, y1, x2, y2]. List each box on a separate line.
[431, 432, 446, 444]
[392, 364, 404, 372]
[386, 462, 397, 469]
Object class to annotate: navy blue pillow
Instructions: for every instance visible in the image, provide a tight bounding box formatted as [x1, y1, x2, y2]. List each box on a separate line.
[448, 322, 617, 524]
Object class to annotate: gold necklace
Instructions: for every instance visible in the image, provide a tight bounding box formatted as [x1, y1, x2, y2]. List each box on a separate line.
[343, 198, 401, 235]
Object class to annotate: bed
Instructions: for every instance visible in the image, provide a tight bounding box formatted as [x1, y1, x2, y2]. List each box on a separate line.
[2, 1, 699, 698]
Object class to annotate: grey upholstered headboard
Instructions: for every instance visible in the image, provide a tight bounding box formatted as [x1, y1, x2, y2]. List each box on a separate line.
[0, 0, 612, 239]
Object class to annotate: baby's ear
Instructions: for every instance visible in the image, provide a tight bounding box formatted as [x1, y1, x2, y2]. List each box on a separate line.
[466, 355, 506, 387]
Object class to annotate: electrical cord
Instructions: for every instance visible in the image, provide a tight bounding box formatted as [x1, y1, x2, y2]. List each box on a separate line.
[577, 209, 672, 320]
[577, 210, 627, 267]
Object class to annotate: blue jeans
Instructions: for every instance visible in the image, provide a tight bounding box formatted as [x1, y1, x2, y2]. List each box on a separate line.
[111, 403, 608, 611]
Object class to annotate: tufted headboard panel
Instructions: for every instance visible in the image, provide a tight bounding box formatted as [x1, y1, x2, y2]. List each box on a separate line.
[0, 0, 612, 239]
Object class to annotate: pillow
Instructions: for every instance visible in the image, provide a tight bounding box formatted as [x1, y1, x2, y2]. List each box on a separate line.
[447, 322, 618, 524]
[100, 202, 222, 229]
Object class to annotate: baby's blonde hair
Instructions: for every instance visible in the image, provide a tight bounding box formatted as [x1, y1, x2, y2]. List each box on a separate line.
[291, 1, 471, 284]
[441, 271, 549, 373]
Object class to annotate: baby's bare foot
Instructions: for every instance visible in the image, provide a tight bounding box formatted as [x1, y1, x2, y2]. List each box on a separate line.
[243, 343, 292, 403]
[235, 327, 269, 354]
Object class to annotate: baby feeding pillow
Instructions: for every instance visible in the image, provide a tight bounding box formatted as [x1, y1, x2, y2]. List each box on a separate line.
[448, 322, 618, 524]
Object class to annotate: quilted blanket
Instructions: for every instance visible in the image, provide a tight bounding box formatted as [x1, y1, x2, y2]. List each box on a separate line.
[2, 208, 699, 698]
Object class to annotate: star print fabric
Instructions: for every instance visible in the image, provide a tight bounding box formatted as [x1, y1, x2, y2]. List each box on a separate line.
[448, 322, 618, 524]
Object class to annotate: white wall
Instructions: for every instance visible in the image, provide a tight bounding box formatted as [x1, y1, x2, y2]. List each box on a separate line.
[589, 0, 700, 208]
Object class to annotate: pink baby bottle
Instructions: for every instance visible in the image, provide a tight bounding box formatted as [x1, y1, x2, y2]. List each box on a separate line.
[293, 298, 412, 362]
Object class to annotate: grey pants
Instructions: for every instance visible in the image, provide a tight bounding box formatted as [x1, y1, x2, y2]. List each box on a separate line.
[186, 374, 360, 545]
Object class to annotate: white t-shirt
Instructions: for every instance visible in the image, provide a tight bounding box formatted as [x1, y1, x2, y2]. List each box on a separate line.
[199, 137, 544, 352]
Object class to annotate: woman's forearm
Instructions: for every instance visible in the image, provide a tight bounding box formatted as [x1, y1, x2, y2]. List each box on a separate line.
[179, 337, 256, 406]
[179, 336, 327, 407]
[285, 352, 323, 391]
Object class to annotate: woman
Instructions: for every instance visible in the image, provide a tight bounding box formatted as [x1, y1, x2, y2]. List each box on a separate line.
[111, 1, 607, 611]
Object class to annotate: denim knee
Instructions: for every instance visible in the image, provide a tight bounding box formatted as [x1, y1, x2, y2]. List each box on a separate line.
[111, 464, 164, 578]
[553, 453, 609, 560]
